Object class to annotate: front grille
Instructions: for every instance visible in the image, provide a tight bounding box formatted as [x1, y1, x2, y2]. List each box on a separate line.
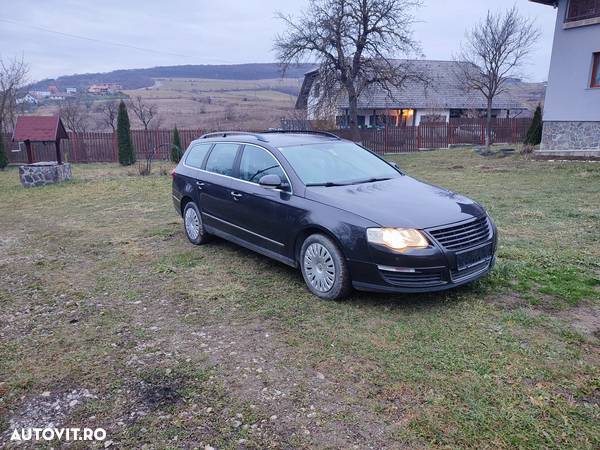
[451, 260, 491, 282]
[428, 216, 491, 251]
[380, 270, 445, 287]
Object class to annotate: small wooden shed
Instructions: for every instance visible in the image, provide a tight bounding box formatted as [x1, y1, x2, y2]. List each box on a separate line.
[12, 115, 69, 164]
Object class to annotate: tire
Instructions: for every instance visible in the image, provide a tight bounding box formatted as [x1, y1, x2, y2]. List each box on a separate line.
[300, 233, 352, 300]
[183, 202, 209, 245]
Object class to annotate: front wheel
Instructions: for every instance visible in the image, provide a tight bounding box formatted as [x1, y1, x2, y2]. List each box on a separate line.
[183, 202, 209, 245]
[300, 234, 352, 300]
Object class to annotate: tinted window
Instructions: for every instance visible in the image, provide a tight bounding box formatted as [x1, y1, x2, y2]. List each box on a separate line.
[279, 142, 399, 186]
[204, 143, 239, 176]
[185, 143, 212, 168]
[239, 145, 287, 184]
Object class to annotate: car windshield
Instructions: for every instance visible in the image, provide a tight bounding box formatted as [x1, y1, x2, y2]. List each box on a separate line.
[279, 142, 400, 186]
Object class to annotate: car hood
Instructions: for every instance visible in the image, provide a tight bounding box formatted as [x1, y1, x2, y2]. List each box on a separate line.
[305, 176, 485, 229]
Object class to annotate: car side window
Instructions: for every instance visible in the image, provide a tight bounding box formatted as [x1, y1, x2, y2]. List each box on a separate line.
[204, 143, 240, 177]
[185, 143, 212, 169]
[239, 145, 288, 186]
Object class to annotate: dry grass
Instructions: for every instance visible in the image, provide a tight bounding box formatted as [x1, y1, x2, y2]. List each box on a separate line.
[0, 148, 598, 448]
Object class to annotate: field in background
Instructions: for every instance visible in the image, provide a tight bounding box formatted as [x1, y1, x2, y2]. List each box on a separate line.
[0, 148, 598, 448]
[33, 77, 302, 132]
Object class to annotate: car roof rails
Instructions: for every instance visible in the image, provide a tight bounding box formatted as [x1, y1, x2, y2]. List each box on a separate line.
[262, 130, 341, 140]
[199, 131, 269, 142]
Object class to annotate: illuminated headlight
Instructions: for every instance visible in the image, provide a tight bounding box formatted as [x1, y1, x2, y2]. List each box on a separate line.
[366, 228, 429, 252]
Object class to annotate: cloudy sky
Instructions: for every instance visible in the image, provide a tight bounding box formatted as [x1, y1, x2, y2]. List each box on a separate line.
[1, 0, 557, 82]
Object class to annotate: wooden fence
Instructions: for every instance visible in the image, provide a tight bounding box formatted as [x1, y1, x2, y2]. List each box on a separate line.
[2, 118, 531, 163]
[330, 118, 531, 154]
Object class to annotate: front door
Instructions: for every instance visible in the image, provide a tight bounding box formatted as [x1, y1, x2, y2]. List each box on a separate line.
[230, 144, 300, 256]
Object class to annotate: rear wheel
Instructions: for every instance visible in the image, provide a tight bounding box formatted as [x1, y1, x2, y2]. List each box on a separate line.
[300, 234, 352, 300]
[183, 202, 209, 245]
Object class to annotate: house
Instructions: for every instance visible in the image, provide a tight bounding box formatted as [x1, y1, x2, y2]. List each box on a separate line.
[88, 83, 122, 95]
[296, 60, 528, 128]
[48, 85, 60, 95]
[66, 87, 77, 95]
[31, 90, 51, 99]
[531, 0, 600, 157]
[16, 93, 39, 105]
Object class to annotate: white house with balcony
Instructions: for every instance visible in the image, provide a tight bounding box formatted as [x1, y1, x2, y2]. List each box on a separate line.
[531, 0, 600, 157]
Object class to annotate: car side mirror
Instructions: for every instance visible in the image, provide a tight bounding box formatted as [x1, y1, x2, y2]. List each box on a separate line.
[258, 174, 282, 188]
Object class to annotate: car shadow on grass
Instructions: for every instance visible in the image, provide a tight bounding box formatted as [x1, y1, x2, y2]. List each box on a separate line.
[207, 236, 480, 312]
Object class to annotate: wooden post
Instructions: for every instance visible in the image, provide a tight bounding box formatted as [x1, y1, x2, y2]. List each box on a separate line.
[55, 138, 62, 164]
[25, 140, 34, 164]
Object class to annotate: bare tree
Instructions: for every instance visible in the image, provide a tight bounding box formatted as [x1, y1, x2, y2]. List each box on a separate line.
[454, 6, 540, 147]
[59, 97, 89, 132]
[275, 0, 423, 140]
[0, 56, 28, 133]
[96, 100, 119, 131]
[129, 96, 157, 130]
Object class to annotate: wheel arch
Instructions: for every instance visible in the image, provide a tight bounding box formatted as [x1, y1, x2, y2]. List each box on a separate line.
[294, 225, 347, 264]
[180, 195, 194, 216]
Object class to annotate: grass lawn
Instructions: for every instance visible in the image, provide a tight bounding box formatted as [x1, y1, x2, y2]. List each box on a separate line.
[0, 148, 598, 448]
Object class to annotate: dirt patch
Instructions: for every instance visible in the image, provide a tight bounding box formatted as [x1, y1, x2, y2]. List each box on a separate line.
[556, 304, 600, 338]
[0, 389, 97, 445]
[170, 321, 394, 448]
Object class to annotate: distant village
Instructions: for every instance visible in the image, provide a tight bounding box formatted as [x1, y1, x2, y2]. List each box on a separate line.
[17, 83, 123, 106]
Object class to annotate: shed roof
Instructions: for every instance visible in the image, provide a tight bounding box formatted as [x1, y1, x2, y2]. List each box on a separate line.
[12, 115, 69, 142]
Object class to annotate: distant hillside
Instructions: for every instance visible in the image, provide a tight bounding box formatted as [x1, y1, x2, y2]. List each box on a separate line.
[28, 63, 316, 91]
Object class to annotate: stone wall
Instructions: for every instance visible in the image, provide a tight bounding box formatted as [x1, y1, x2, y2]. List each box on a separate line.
[540, 121, 600, 156]
[19, 163, 72, 188]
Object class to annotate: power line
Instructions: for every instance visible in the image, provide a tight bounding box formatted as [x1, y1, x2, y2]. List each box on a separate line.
[0, 17, 196, 59]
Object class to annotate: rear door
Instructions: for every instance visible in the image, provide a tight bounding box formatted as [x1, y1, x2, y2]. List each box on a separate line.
[199, 142, 245, 237]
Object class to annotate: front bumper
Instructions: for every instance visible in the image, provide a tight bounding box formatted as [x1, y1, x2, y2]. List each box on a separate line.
[350, 256, 495, 293]
[349, 218, 498, 293]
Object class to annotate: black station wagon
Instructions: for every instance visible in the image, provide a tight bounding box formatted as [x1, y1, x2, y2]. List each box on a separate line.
[172, 131, 497, 300]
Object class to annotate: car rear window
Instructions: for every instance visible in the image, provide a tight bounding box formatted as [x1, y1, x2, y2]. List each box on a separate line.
[185, 143, 212, 169]
[204, 143, 240, 177]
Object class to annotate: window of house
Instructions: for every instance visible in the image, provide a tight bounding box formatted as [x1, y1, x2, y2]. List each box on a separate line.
[592, 53, 600, 88]
[313, 83, 321, 98]
[566, 0, 600, 22]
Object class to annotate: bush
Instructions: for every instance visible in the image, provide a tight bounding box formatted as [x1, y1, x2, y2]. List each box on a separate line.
[117, 100, 136, 166]
[170, 126, 182, 162]
[0, 136, 7, 170]
[524, 104, 543, 146]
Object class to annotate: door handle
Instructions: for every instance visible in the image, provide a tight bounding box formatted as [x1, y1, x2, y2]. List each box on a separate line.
[230, 191, 243, 200]
[196, 181, 205, 189]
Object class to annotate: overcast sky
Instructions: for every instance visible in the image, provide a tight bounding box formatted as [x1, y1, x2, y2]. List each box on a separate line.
[1, 0, 557, 82]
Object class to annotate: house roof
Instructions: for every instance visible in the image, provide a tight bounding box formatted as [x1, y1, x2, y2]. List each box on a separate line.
[298, 60, 527, 111]
[529, 0, 556, 5]
[12, 115, 69, 142]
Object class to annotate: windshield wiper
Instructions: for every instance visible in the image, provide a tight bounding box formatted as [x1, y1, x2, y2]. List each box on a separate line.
[350, 177, 392, 185]
[305, 181, 350, 187]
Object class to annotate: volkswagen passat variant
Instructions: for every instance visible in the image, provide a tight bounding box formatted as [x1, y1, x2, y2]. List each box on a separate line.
[172, 131, 497, 300]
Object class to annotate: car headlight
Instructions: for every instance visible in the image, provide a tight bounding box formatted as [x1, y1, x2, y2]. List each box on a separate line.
[366, 228, 429, 252]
